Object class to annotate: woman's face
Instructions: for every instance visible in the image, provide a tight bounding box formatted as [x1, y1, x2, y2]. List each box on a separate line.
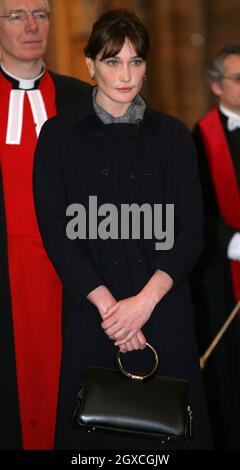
[86, 39, 146, 116]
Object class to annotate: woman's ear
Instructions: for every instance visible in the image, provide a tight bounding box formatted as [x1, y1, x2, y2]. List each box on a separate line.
[86, 58, 95, 80]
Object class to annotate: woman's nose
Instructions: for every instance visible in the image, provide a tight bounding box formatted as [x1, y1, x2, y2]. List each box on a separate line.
[119, 65, 131, 82]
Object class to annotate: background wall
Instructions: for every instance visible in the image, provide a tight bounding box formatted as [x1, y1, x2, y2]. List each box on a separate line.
[45, 0, 240, 128]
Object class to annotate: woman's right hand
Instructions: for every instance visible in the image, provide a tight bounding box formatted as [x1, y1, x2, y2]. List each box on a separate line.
[87, 285, 147, 351]
[119, 329, 147, 353]
[87, 285, 117, 317]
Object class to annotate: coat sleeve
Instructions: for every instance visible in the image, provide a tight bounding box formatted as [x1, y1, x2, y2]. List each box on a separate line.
[33, 117, 103, 307]
[151, 121, 203, 288]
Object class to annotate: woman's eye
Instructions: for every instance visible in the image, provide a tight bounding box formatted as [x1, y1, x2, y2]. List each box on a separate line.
[106, 60, 118, 66]
[132, 59, 143, 66]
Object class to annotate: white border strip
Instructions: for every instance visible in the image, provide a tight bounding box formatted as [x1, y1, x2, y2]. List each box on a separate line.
[6, 90, 25, 145]
[27, 90, 48, 137]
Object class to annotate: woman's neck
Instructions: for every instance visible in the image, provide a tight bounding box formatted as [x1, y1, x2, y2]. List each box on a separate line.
[95, 89, 132, 117]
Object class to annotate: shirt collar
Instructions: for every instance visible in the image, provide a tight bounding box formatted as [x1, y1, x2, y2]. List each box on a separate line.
[70, 86, 156, 136]
[0, 63, 46, 90]
[219, 104, 240, 121]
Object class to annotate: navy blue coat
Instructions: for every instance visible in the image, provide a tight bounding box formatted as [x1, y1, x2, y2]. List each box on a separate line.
[33, 96, 211, 449]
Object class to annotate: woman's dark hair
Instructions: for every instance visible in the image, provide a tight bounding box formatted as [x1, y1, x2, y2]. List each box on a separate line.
[84, 9, 150, 61]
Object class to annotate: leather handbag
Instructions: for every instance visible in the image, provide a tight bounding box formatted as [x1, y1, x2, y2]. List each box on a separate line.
[72, 343, 192, 443]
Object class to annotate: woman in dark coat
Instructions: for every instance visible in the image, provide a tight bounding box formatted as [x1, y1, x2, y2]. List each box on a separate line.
[33, 9, 211, 450]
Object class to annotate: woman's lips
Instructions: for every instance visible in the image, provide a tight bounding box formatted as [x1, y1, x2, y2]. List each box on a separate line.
[116, 88, 133, 92]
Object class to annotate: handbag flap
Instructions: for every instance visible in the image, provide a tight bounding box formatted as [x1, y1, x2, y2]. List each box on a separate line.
[74, 366, 190, 439]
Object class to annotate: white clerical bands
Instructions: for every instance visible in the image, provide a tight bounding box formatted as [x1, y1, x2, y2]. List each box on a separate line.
[227, 232, 240, 261]
[6, 89, 48, 145]
[227, 116, 240, 132]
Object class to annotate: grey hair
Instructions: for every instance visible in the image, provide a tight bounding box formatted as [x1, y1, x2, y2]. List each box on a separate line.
[44, 0, 50, 12]
[0, 0, 50, 12]
[207, 44, 240, 82]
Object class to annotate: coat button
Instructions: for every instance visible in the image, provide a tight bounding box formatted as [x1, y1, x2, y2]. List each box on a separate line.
[129, 130, 137, 138]
[97, 131, 105, 137]
[101, 168, 110, 176]
[106, 260, 119, 268]
[137, 258, 145, 268]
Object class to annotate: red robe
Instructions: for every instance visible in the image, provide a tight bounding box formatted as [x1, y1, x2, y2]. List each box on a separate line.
[199, 107, 240, 302]
[0, 71, 62, 450]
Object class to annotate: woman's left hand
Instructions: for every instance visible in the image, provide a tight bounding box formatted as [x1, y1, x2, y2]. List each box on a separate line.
[101, 270, 173, 346]
[101, 292, 156, 346]
[119, 329, 147, 353]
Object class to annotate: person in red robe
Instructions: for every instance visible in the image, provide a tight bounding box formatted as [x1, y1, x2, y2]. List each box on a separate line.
[192, 44, 240, 449]
[0, 0, 91, 450]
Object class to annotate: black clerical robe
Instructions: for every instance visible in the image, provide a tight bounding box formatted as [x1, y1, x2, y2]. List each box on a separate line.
[0, 68, 91, 450]
[192, 107, 240, 449]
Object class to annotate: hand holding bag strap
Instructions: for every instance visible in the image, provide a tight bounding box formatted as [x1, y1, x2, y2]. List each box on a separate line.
[116, 342, 159, 381]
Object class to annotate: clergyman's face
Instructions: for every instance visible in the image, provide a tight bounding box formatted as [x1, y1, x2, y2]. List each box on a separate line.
[0, 0, 49, 64]
[211, 54, 240, 113]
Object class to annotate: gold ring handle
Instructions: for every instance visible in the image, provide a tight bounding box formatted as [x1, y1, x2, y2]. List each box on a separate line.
[116, 342, 159, 382]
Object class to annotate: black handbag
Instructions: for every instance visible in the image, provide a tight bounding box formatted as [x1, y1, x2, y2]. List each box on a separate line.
[72, 343, 192, 443]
